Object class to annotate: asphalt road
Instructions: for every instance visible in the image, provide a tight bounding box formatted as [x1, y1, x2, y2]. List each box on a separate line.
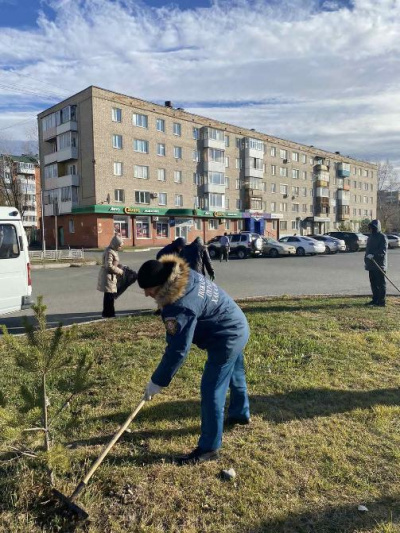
[2, 248, 400, 334]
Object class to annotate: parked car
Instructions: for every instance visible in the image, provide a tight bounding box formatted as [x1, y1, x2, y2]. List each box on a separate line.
[207, 232, 263, 259]
[385, 234, 400, 249]
[324, 231, 368, 252]
[261, 237, 296, 258]
[309, 234, 346, 254]
[278, 236, 325, 256]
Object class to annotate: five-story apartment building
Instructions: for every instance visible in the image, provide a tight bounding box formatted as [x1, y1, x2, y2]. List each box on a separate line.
[38, 86, 377, 248]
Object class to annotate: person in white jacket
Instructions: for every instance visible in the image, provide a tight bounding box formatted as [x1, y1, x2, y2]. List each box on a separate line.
[97, 234, 124, 318]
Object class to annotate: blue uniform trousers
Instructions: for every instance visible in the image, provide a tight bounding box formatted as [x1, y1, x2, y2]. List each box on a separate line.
[198, 349, 250, 451]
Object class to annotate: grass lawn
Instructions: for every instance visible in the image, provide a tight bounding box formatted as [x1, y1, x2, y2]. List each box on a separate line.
[1, 295, 400, 533]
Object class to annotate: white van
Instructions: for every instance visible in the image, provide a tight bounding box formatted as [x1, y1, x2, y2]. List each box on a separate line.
[0, 207, 33, 316]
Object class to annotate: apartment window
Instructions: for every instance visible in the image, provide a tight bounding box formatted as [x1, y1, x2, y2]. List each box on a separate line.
[173, 122, 181, 136]
[363, 196, 368, 203]
[133, 113, 148, 128]
[135, 191, 150, 204]
[292, 203, 299, 212]
[208, 219, 219, 230]
[292, 169, 300, 179]
[136, 216, 150, 238]
[250, 198, 262, 210]
[280, 203, 288, 212]
[270, 201, 276, 212]
[280, 184, 288, 195]
[193, 196, 200, 208]
[174, 170, 182, 183]
[371, 184, 373, 191]
[236, 137, 242, 149]
[236, 179, 240, 189]
[252, 158, 263, 170]
[353, 167, 357, 175]
[193, 127, 200, 139]
[310, 158, 314, 165]
[193, 173, 202, 185]
[280, 149, 288, 159]
[209, 193, 224, 208]
[175, 194, 183, 206]
[225, 176, 230, 188]
[114, 189, 125, 202]
[44, 163, 58, 179]
[301, 187, 307, 196]
[134, 165, 149, 179]
[364, 183, 369, 191]
[209, 148, 224, 163]
[271, 165, 276, 175]
[157, 168, 166, 181]
[226, 198, 230, 208]
[113, 162, 123, 176]
[292, 186, 299, 195]
[280, 167, 288, 177]
[249, 138, 264, 151]
[270, 147, 276, 157]
[225, 156, 229, 168]
[208, 171, 224, 185]
[224, 135, 230, 147]
[112, 107, 122, 122]
[193, 150, 200, 162]
[358, 168, 362, 176]
[174, 146, 182, 159]
[158, 192, 167, 206]
[302, 154, 307, 163]
[134, 139, 149, 153]
[68, 219, 75, 233]
[310, 205, 313, 213]
[236, 199, 242, 209]
[271, 183, 277, 193]
[353, 180, 357, 188]
[156, 118, 165, 132]
[112, 134, 122, 149]
[157, 143, 166, 156]
[236, 158, 242, 169]
[280, 220, 287, 230]
[292, 152, 299, 162]
[302, 203, 307, 213]
[291, 221, 297, 230]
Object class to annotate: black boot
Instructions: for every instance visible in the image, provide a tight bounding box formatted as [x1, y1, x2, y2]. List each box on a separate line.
[174, 447, 219, 465]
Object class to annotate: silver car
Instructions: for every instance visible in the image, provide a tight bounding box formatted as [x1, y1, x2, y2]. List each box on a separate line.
[310, 234, 346, 254]
[279, 236, 326, 256]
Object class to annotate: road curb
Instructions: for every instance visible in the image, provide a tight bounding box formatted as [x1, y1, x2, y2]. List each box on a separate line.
[31, 261, 97, 270]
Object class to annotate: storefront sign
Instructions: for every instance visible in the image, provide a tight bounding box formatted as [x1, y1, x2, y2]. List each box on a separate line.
[109, 207, 123, 212]
[124, 207, 141, 214]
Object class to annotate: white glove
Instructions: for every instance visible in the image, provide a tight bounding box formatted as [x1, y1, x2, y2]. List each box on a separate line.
[144, 380, 163, 401]
[366, 254, 374, 260]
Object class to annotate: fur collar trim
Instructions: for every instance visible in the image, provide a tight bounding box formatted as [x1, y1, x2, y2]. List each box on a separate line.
[155, 254, 190, 308]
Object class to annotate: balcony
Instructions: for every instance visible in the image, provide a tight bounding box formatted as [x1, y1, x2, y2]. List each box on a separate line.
[43, 126, 57, 141]
[45, 173, 80, 191]
[44, 147, 78, 165]
[337, 190, 350, 203]
[315, 180, 328, 188]
[201, 127, 225, 149]
[244, 160, 263, 179]
[337, 163, 350, 178]
[315, 197, 330, 217]
[203, 183, 226, 194]
[337, 206, 350, 221]
[44, 199, 79, 216]
[203, 160, 225, 173]
[57, 120, 78, 136]
[315, 187, 329, 198]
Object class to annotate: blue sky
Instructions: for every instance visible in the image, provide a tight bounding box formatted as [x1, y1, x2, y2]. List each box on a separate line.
[0, 0, 399, 167]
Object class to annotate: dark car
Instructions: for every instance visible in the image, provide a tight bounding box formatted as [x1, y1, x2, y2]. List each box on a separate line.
[324, 231, 368, 252]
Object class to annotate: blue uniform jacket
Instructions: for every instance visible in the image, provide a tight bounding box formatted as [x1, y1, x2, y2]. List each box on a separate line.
[152, 268, 249, 387]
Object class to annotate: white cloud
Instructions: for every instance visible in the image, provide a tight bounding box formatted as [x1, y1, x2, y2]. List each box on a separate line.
[0, 0, 399, 164]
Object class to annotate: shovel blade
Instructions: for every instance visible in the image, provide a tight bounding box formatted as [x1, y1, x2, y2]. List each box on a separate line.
[52, 488, 89, 520]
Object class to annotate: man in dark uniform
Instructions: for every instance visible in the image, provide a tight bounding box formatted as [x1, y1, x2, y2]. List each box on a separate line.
[364, 219, 388, 307]
[156, 237, 186, 260]
[180, 236, 215, 280]
[137, 254, 250, 465]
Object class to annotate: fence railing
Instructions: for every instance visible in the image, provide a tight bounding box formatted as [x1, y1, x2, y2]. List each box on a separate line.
[29, 249, 85, 261]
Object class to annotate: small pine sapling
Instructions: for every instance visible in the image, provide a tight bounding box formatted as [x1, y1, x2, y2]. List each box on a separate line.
[1, 296, 93, 484]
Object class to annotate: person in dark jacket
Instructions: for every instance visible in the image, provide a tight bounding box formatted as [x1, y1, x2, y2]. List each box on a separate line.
[156, 237, 186, 260]
[181, 236, 215, 280]
[137, 254, 250, 465]
[364, 219, 388, 307]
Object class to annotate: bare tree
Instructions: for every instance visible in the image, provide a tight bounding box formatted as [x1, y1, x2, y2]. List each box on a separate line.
[377, 160, 400, 232]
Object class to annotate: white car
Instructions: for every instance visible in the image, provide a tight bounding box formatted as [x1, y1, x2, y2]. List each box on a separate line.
[385, 234, 400, 249]
[279, 236, 326, 256]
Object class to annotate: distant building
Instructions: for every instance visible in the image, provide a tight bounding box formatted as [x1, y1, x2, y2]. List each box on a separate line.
[0, 154, 41, 241]
[37, 86, 377, 248]
[378, 190, 400, 232]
